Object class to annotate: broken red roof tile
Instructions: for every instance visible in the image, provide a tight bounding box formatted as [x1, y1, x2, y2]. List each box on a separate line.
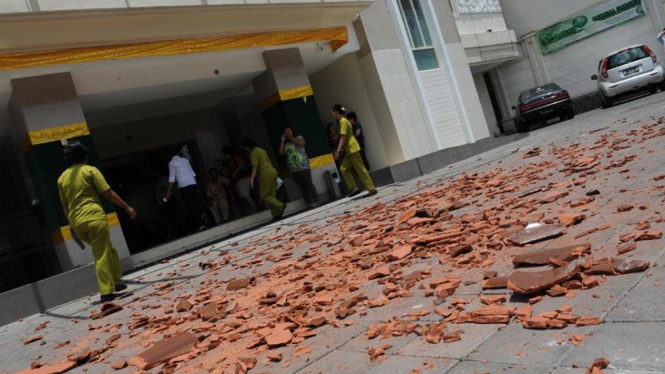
[616, 204, 634, 212]
[482, 276, 509, 290]
[509, 224, 566, 246]
[226, 277, 255, 291]
[634, 230, 662, 241]
[512, 243, 590, 266]
[558, 213, 586, 227]
[13, 361, 77, 374]
[110, 360, 127, 370]
[21, 335, 44, 345]
[388, 245, 413, 261]
[508, 262, 580, 294]
[90, 302, 123, 320]
[129, 332, 197, 370]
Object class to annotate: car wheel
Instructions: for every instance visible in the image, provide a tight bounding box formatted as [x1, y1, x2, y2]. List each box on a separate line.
[567, 109, 575, 119]
[650, 85, 658, 94]
[559, 115, 567, 122]
[600, 93, 613, 108]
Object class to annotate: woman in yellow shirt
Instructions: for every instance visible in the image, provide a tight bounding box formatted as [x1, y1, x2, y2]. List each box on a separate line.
[243, 138, 286, 220]
[58, 141, 137, 302]
[331, 104, 377, 197]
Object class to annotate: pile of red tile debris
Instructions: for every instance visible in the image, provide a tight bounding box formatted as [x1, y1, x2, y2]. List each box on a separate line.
[13, 122, 665, 374]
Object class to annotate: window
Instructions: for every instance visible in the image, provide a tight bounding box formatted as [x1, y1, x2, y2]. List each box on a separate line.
[398, 0, 439, 71]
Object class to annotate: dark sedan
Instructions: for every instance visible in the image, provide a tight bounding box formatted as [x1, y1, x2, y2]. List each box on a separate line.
[513, 83, 575, 132]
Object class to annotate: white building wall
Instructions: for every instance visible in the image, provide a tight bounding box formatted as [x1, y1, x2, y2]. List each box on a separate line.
[499, 0, 663, 101]
[419, 69, 467, 148]
[310, 54, 391, 171]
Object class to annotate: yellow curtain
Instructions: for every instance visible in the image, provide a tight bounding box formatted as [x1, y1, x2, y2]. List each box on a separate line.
[0, 27, 348, 71]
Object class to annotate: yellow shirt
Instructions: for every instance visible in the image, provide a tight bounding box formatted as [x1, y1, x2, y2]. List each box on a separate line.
[339, 117, 361, 154]
[58, 164, 111, 226]
[249, 147, 277, 177]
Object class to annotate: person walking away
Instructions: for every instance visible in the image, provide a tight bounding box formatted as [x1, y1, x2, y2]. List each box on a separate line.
[58, 141, 137, 303]
[222, 147, 256, 216]
[331, 104, 378, 198]
[206, 168, 230, 224]
[279, 126, 319, 209]
[165, 147, 203, 232]
[244, 138, 287, 220]
[346, 112, 370, 171]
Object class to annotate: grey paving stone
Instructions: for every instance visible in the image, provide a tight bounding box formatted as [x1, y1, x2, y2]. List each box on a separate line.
[552, 368, 664, 374]
[563, 322, 665, 371]
[606, 284, 665, 322]
[397, 323, 500, 360]
[367, 355, 457, 374]
[468, 323, 597, 366]
[446, 361, 553, 374]
[294, 349, 373, 374]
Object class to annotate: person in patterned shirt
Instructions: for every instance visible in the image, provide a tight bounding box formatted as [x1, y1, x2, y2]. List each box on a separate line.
[279, 126, 319, 209]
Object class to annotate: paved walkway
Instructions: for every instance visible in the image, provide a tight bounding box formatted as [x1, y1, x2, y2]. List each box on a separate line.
[2, 92, 665, 374]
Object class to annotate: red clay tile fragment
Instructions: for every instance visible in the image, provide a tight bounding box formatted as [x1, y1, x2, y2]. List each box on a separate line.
[449, 244, 473, 258]
[586, 357, 610, 374]
[558, 213, 586, 227]
[267, 353, 282, 362]
[617, 242, 637, 255]
[616, 204, 633, 212]
[226, 277, 255, 291]
[576, 316, 602, 326]
[634, 230, 662, 241]
[66, 348, 91, 362]
[13, 361, 77, 374]
[508, 262, 580, 294]
[482, 276, 509, 290]
[388, 244, 413, 261]
[129, 332, 197, 370]
[369, 267, 391, 280]
[90, 302, 123, 320]
[509, 224, 566, 246]
[175, 299, 193, 312]
[266, 329, 292, 348]
[513, 243, 590, 266]
[613, 258, 650, 274]
[110, 360, 127, 370]
[21, 335, 44, 345]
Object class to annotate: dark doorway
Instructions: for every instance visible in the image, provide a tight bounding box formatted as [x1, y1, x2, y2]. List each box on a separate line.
[102, 141, 205, 254]
[483, 72, 505, 134]
[0, 136, 59, 293]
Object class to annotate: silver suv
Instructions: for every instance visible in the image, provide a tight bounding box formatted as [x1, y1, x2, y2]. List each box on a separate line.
[591, 44, 665, 108]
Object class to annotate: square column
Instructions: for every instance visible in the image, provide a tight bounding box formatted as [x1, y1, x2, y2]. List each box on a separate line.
[252, 48, 337, 198]
[10, 73, 133, 272]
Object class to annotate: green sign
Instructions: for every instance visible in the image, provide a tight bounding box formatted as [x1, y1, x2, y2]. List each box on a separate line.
[537, 0, 645, 55]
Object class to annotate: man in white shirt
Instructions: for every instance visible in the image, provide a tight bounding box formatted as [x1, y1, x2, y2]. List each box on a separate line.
[658, 28, 665, 51]
[165, 148, 202, 232]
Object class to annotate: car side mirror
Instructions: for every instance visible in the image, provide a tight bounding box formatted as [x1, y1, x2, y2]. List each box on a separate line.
[591, 74, 598, 81]
[511, 106, 517, 110]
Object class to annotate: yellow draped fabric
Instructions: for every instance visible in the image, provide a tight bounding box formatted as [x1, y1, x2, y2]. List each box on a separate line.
[258, 85, 315, 111]
[309, 153, 335, 169]
[27, 122, 90, 146]
[0, 27, 349, 71]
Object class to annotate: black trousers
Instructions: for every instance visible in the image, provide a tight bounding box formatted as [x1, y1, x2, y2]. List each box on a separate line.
[291, 169, 319, 206]
[179, 185, 202, 231]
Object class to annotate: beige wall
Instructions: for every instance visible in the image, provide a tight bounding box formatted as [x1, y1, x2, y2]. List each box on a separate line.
[310, 53, 390, 170]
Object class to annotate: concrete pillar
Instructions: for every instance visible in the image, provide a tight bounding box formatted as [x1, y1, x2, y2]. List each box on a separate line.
[252, 48, 337, 200]
[10, 72, 133, 272]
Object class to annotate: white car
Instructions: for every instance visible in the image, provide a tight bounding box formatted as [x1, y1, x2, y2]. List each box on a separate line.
[591, 44, 665, 108]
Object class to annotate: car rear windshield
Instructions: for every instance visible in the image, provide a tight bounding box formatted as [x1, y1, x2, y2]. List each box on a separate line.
[521, 84, 561, 101]
[607, 46, 649, 70]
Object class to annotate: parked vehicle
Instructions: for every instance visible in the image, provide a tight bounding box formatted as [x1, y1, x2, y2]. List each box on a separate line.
[591, 44, 665, 108]
[512, 83, 574, 132]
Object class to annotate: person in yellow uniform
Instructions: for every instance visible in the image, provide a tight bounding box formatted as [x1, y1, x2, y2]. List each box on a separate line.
[57, 141, 137, 303]
[331, 104, 378, 198]
[243, 138, 286, 220]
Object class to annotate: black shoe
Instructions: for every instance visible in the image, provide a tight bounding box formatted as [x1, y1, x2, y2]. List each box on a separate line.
[114, 282, 127, 292]
[100, 293, 118, 303]
[348, 189, 361, 198]
[366, 189, 378, 197]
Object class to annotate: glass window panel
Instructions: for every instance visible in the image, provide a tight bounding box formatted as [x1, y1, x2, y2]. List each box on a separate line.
[412, 0, 433, 46]
[413, 48, 439, 71]
[400, 0, 424, 48]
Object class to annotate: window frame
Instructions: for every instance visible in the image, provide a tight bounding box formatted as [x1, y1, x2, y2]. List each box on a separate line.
[397, 0, 440, 71]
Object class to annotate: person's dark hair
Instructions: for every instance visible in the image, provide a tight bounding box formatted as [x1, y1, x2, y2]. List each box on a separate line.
[347, 112, 358, 122]
[284, 125, 297, 136]
[242, 138, 258, 150]
[331, 104, 346, 116]
[209, 167, 218, 174]
[63, 141, 88, 164]
[171, 146, 183, 157]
